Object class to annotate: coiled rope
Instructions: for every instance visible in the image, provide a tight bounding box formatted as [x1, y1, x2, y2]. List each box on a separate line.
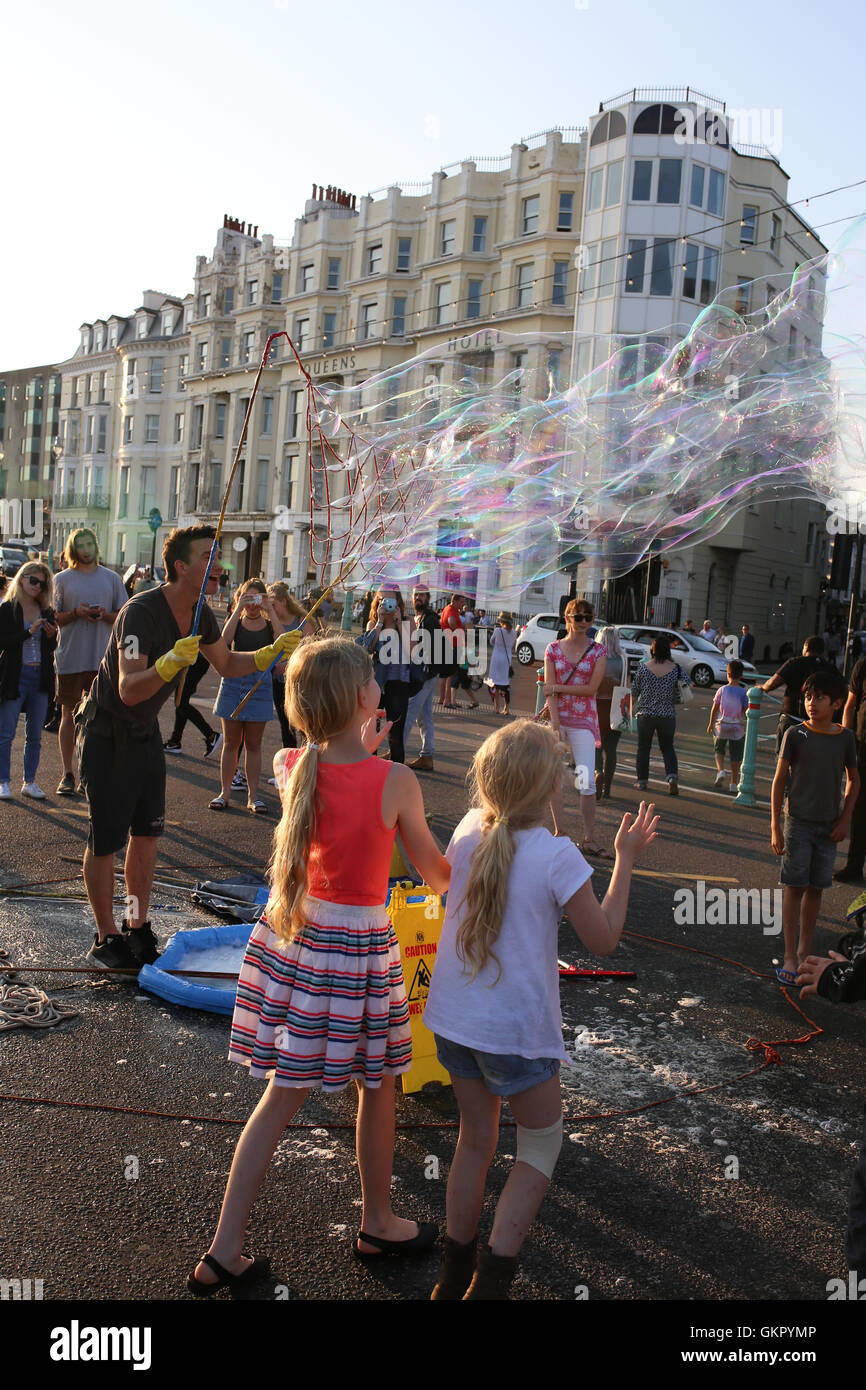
[0, 952, 78, 1033]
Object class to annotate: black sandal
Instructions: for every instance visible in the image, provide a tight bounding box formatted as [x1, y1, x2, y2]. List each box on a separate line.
[187, 1252, 270, 1297]
[353, 1221, 438, 1260]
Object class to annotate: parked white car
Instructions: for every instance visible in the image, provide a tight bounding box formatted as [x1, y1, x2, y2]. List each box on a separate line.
[514, 613, 609, 665]
[615, 624, 759, 688]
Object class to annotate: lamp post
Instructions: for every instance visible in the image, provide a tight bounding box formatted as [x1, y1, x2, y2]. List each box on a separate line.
[48, 437, 63, 567]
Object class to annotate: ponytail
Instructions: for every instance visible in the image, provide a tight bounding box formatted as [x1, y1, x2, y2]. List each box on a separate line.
[267, 743, 320, 942]
[266, 636, 374, 942]
[456, 817, 515, 982]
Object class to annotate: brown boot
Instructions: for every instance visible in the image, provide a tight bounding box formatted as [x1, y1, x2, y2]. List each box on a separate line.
[407, 755, 434, 771]
[462, 1244, 517, 1300]
[430, 1234, 477, 1300]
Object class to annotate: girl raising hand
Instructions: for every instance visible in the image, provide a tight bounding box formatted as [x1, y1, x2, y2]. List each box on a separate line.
[424, 719, 658, 1299]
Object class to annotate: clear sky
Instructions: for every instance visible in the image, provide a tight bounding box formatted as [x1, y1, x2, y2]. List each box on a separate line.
[2, 0, 864, 369]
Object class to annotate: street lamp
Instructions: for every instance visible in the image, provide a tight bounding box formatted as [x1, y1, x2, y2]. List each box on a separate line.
[49, 437, 63, 566]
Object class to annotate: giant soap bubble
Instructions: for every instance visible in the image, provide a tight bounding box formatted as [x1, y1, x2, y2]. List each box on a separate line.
[295, 218, 866, 604]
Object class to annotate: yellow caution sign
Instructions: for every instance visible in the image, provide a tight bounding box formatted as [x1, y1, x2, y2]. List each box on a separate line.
[390, 840, 412, 879]
[388, 881, 450, 1094]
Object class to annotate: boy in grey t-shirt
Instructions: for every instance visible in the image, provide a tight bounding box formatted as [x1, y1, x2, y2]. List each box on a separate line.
[771, 669, 859, 984]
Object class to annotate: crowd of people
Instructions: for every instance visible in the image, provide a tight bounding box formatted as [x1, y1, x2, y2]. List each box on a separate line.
[6, 533, 866, 1295]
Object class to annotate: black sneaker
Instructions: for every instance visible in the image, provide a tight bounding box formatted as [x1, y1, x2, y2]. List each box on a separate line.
[123, 920, 161, 965]
[163, 740, 183, 754]
[56, 772, 76, 797]
[87, 933, 138, 970]
[834, 865, 865, 884]
[204, 730, 223, 760]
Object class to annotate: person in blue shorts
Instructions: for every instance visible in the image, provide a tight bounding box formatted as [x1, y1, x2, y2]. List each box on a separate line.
[209, 579, 286, 814]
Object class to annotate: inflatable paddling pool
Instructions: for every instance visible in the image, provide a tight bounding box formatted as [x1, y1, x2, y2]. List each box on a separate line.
[138, 923, 254, 1016]
[138, 881, 431, 1015]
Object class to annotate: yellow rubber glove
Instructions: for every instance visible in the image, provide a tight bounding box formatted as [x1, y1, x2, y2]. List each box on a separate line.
[254, 629, 302, 671]
[154, 635, 201, 683]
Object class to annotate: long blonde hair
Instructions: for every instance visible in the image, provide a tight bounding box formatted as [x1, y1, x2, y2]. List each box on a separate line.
[6, 560, 53, 613]
[457, 719, 562, 980]
[268, 636, 374, 942]
[596, 624, 623, 659]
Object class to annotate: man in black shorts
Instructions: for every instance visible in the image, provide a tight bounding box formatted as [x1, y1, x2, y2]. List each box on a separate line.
[81, 525, 298, 969]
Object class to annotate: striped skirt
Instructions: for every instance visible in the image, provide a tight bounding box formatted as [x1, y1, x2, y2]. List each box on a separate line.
[228, 897, 412, 1091]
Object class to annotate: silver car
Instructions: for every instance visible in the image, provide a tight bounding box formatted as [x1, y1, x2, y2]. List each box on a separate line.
[615, 624, 759, 688]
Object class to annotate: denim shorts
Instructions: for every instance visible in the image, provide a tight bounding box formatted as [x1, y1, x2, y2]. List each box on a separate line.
[434, 1034, 560, 1097]
[780, 814, 837, 890]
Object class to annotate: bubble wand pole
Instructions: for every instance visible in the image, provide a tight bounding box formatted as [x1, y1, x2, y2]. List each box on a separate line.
[228, 555, 360, 718]
[176, 331, 305, 704]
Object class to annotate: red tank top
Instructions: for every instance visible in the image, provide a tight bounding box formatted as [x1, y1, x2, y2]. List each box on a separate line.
[279, 749, 396, 905]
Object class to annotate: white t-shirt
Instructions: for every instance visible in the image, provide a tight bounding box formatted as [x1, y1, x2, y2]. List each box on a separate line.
[423, 809, 593, 1061]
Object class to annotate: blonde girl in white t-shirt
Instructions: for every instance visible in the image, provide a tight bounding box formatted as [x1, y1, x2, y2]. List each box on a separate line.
[424, 719, 658, 1300]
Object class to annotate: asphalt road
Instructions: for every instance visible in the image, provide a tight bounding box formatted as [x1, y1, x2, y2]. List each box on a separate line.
[2, 655, 865, 1334]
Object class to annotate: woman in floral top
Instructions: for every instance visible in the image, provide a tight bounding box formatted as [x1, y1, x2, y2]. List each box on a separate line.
[544, 598, 609, 856]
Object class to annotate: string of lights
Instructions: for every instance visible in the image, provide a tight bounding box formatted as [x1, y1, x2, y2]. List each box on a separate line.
[62, 179, 865, 394]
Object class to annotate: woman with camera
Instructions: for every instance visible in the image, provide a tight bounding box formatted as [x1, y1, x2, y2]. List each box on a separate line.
[209, 579, 285, 813]
[361, 587, 411, 763]
[0, 559, 58, 799]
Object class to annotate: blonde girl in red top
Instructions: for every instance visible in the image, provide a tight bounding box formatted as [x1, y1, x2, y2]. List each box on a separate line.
[188, 635, 450, 1295]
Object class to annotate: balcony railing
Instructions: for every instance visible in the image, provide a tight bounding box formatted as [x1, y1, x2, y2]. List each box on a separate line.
[57, 492, 110, 511]
[600, 86, 726, 112]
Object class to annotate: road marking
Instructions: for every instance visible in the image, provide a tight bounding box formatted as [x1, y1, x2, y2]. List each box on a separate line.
[632, 869, 739, 883]
[671, 756, 773, 785]
[612, 772, 771, 809]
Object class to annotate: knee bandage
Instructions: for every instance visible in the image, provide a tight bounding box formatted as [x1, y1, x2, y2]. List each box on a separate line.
[515, 1116, 563, 1179]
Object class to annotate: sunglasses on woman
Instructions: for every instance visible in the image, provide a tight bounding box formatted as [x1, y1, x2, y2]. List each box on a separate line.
[26, 576, 48, 591]
[570, 612, 591, 622]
